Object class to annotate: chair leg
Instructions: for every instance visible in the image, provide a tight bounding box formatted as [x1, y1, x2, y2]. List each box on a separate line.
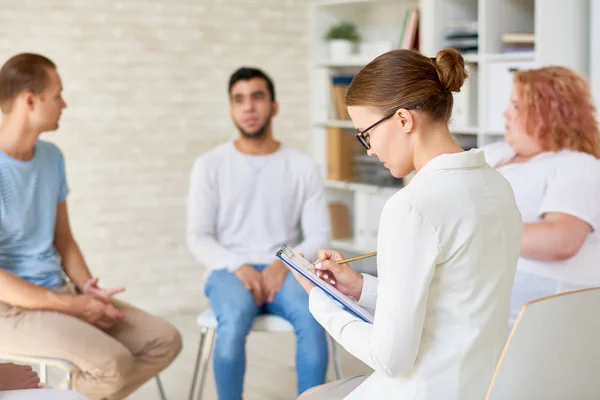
[196, 329, 216, 400]
[67, 370, 73, 391]
[39, 363, 48, 386]
[188, 327, 212, 400]
[328, 334, 343, 380]
[155, 375, 167, 400]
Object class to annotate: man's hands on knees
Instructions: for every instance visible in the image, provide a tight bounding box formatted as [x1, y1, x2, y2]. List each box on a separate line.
[65, 294, 125, 329]
[261, 259, 288, 303]
[58, 276, 126, 330]
[234, 264, 266, 306]
[233, 260, 290, 304]
[70, 294, 125, 330]
[65, 278, 126, 329]
[0, 363, 41, 390]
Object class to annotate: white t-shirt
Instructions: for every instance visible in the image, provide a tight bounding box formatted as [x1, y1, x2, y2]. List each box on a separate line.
[186, 141, 330, 274]
[484, 141, 600, 324]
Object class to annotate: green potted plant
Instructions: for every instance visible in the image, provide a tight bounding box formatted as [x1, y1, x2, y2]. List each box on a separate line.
[324, 21, 361, 61]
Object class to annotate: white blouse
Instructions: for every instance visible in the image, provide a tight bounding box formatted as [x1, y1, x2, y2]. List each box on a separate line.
[484, 141, 600, 326]
[309, 149, 523, 400]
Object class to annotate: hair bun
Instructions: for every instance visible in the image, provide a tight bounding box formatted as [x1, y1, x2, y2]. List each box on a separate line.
[434, 48, 468, 92]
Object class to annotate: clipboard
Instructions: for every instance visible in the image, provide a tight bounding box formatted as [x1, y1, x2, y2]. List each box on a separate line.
[276, 244, 374, 324]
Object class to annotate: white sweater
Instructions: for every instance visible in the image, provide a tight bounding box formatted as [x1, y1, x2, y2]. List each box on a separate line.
[186, 141, 330, 272]
[309, 149, 523, 400]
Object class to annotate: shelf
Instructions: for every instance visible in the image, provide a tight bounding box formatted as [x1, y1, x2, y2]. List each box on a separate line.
[318, 51, 476, 68]
[315, 120, 355, 129]
[312, 0, 371, 7]
[315, 58, 371, 68]
[484, 52, 536, 63]
[313, 0, 406, 7]
[483, 129, 506, 136]
[325, 179, 400, 195]
[308, 0, 591, 276]
[450, 126, 479, 135]
[330, 238, 371, 254]
[462, 53, 479, 63]
[319, 121, 480, 134]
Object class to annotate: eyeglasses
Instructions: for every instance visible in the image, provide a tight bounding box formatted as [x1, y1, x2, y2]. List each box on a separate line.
[355, 106, 419, 150]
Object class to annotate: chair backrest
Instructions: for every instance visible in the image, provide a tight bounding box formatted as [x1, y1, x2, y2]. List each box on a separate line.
[486, 287, 600, 400]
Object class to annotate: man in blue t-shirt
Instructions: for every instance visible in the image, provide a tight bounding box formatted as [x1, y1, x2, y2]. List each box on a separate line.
[0, 53, 182, 399]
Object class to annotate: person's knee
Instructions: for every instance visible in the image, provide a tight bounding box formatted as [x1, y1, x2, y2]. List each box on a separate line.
[149, 320, 183, 368]
[112, 353, 136, 391]
[215, 321, 250, 351]
[290, 308, 324, 334]
[216, 299, 256, 331]
[163, 323, 183, 360]
[213, 319, 252, 363]
[211, 300, 256, 359]
[93, 348, 136, 395]
[294, 315, 328, 361]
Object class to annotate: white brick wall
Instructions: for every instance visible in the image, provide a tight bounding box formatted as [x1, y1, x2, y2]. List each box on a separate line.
[0, 0, 310, 315]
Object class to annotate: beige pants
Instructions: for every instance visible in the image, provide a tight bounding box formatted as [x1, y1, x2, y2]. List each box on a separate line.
[0, 284, 182, 400]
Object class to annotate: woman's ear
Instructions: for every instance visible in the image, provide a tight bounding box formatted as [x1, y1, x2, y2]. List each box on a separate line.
[396, 108, 414, 133]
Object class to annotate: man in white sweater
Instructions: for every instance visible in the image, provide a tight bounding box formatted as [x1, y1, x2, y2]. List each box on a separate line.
[186, 67, 331, 400]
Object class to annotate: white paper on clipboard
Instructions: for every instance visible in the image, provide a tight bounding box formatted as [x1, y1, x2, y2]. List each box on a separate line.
[276, 244, 374, 324]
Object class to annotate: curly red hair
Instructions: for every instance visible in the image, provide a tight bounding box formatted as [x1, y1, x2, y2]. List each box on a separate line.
[514, 66, 600, 158]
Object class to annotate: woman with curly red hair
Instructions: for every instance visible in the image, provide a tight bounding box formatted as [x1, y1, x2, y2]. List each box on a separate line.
[484, 66, 600, 328]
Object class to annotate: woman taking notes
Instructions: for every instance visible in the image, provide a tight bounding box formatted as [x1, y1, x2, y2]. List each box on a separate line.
[289, 48, 523, 400]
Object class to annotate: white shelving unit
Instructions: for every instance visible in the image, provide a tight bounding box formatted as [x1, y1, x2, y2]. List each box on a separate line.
[591, 0, 600, 107]
[308, 0, 590, 262]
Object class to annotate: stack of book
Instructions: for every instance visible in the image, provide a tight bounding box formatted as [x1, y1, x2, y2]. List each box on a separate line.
[501, 33, 534, 54]
[327, 127, 355, 182]
[398, 7, 419, 51]
[443, 20, 478, 54]
[326, 128, 404, 187]
[353, 154, 404, 187]
[330, 75, 353, 120]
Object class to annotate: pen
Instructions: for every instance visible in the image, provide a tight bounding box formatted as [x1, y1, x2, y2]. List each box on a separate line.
[308, 251, 377, 270]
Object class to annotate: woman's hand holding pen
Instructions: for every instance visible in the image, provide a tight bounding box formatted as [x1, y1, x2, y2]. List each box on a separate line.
[314, 249, 364, 300]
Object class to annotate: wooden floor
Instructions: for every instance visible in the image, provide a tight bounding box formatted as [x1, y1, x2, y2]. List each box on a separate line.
[127, 311, 373, 400]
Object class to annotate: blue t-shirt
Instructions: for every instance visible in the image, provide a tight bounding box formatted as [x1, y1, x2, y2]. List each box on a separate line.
[0, 140, 69, 289]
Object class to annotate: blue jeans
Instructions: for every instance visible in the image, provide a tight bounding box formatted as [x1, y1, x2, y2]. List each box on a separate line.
[205, 264, 328, 400]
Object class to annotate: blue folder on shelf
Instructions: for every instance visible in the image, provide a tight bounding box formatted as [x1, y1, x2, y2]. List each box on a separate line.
[276, 244, 374, 324]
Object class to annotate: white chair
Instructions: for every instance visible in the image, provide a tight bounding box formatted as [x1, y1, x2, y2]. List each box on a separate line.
[486, 287, 600, 400]
[188, 310, 344, 400]
[0, 389, 88, 400]
[0, 353, 167, 400]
